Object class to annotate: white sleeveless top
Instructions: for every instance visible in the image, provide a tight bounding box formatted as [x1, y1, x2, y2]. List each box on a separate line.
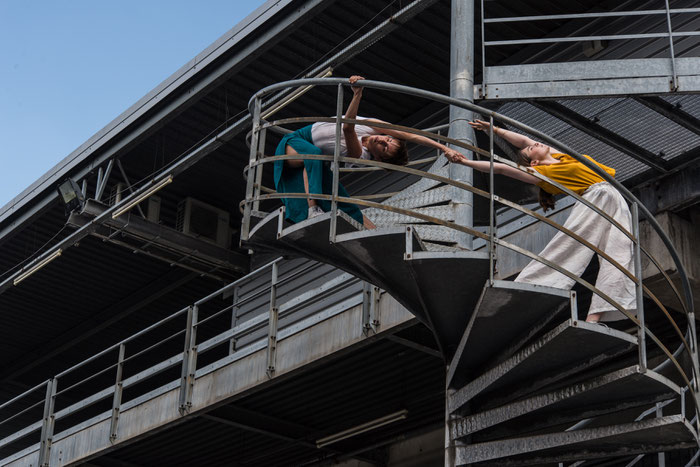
[311, 116, 380, 164]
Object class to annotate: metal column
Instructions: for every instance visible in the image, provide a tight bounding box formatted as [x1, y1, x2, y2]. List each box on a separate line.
[448, 0, 475, 250]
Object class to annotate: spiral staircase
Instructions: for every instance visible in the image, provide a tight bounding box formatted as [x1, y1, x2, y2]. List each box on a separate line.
[242, 78, 700, 466]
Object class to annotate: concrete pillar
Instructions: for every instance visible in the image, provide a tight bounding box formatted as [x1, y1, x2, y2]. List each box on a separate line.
[448, 0, 476, 250]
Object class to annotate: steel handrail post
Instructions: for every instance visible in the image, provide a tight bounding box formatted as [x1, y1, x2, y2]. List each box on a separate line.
[664, 0, 679, 90]
[632, 203, 647, 371]
[38, 378, 56, 467]
[178, 305, 198, 414]
[488, 116, 495, 285]
[480, 0, 487, 96]
[241, 97, 262, 241]
[253, 125, 267, 213]
[109, 343, 126, 442]
[330, 84, 343, 241]
[230, 285, 240, 355]
[266, 262, 279, 377]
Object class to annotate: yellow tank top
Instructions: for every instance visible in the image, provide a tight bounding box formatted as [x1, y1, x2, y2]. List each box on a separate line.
[533, 153, 616, 195]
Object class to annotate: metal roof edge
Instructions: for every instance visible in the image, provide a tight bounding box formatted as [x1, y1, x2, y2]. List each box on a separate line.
[0, 0, 294, 228]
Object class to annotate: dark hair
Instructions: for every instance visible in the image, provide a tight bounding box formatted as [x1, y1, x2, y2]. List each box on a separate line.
[517, 148, 556, 212]
[386, 139, 408, 166]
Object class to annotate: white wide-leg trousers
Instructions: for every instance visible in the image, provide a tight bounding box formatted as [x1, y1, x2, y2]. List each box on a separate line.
[515, 182, 637, 322]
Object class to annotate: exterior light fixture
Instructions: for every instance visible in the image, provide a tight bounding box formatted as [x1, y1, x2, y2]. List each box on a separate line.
[261, 67, 333, 120]
[13, 249, 63, 286]
[315, 409, 408, 448]
[56, 179, 86, 215]
[112, 175, 173, 219]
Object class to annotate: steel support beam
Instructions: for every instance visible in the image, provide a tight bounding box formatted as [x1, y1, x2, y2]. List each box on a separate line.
[635, 96, 700, 137]
[448, 0, 475, 250]
[385, 334, 442, 359]
[531, 100, 670, 173]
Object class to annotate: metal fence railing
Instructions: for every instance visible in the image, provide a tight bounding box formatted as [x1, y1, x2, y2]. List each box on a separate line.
[479, 4, 700, 90]
[0, 256, 365, 465]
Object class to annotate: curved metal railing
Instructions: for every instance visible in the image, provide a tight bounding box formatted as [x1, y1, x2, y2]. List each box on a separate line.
[242, 77, 698, 424]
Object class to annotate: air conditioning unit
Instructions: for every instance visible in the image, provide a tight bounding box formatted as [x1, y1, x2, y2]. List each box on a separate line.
[176, 197, 230, 249]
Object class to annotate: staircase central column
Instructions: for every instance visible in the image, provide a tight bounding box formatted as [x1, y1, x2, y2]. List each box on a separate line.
[448, 0, 476, 251]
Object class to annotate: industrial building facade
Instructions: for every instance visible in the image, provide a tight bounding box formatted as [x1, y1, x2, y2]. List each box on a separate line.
[1, 1, 700, 466]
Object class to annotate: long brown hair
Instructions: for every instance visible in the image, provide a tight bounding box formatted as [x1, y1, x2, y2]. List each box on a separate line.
[517, 149, 556, 212]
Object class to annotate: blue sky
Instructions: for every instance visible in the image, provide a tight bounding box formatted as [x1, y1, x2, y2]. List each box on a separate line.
[0, 0, 265, 208]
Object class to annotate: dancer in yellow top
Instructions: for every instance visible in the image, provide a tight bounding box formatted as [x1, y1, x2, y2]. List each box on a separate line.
[445, 120, 636, 324]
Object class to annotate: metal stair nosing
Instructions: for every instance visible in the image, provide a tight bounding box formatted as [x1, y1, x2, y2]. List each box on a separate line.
[456, 415, 698, 466]
[242, 207, 289, 253]
[447, 280, 573, 389]
[451, 366, 682, 440]
[405, 250, 491, 358]
[448, 321, 638, 414]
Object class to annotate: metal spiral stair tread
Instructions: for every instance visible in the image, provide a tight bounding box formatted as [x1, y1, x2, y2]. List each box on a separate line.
[449, 321, 639, 414]
[457, 415, 697, 466]
[452, 366, 681, 439]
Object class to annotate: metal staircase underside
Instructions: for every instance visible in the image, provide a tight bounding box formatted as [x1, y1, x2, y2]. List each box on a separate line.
[243, 208, 698, 466]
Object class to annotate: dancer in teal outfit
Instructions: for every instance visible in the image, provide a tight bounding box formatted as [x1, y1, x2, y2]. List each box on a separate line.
[274, 75, 457, 227]
[274, 125, 365, 225]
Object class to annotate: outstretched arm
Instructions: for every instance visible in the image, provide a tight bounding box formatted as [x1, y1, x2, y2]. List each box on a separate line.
[445, 151, 540, 184]
[363, 118, 455, 154]
[342, 75, 365, 159]
[469, 119, 536, 150]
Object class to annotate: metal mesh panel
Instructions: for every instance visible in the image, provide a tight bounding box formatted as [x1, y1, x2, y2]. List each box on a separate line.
[594, 98, 700, 160]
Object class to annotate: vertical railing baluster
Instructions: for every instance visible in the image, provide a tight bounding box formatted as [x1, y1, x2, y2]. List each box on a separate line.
[362, 281, 372, 336]
[488, 116, 495, 285]
[179, 305, 198, 414]
[241, 97, 262, 241]
[632, 202, 647, 371]
[664, 0, 678, 91]
[109, 343, 126, 442]
[230, 286, 240, 354]
[253, 127, 267, 213]
[266, 262, 280, 377]
[480, 0, 487, 96]
[38, 378, 56, 467]
[330, 83, 344, 241]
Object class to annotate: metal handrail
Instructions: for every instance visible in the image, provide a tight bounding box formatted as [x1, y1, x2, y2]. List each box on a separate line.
[0, 253, 366, 459]
[244, 77, 697, 415]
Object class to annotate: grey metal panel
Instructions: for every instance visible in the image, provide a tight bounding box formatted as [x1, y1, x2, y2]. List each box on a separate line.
[484, 58, 699, 84]
[479, 58, 700, 100]
[449, 320, 638, 413]
[453, 366, 680, 439]
[591, 99, 700, 161]
[277, 211, 371, 281]
[456, 415, 696, 466]
[448, 280, 572, 388]
[406, 251, 490, 356]
[334, 226, 431, 326]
